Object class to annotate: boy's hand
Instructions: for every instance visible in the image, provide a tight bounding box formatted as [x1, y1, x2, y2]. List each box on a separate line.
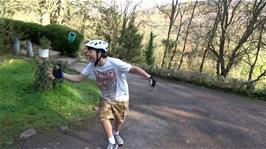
[48, 68, 55, 79]
[149, 76, 156, 89]
[52, 64, 64, 79]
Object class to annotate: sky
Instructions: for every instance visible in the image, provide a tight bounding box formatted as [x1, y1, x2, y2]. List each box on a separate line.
[104, 0, 199, 10]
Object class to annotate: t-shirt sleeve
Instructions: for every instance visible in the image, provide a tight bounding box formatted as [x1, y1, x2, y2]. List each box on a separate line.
[81, 63, 93, 76]
[112, 58, 132, 74]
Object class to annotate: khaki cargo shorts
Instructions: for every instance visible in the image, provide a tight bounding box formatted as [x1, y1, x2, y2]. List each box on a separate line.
[98, 99, 129, 122]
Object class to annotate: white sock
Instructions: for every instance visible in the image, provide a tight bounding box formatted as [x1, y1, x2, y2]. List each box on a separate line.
[108, 136, 116, 144]
[113, 131, 119, 135]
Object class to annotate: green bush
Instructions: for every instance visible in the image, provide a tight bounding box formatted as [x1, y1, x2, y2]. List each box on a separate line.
[1, 18, 84, 56]
[39, 36, 51, 49]
[34, 60, 53, 91]
[140, 64, 266, 100]
[254, 88, 266, 100]
[44, 24, 84, 57]
[19, 22, 44, 43]
[3, 18, 43, 45]
[0, 19, 5, 54]
[34, 60, 63, 91]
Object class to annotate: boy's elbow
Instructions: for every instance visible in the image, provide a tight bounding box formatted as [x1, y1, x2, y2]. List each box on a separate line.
[77, 74, 86, 82]
[129, 66, 138, 73]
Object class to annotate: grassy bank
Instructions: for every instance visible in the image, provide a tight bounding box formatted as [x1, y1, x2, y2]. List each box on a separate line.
[0, 57, 99, 148]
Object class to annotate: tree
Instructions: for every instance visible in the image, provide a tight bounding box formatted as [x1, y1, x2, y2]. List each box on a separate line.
[221, 0, 266, 78]
[158, 0, 179, 67]
[145, 32, 156, 66]
[208, 0, 266, 78]
[167, 3, 184, 69]
[96, 0, 143, 62]
[0, 0, 23, 17]
[96, 0, 122, 56]
[243, 21, 266, 90]
[176, 1, 198, 70]
[199, 3, 221, 73]
[118, 15, 143, 63]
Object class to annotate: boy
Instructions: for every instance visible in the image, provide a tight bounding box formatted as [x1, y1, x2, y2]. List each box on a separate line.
[50, 39, 156, 149]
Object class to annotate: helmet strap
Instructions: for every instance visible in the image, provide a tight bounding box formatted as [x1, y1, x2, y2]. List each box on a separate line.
[94, 50, 102, 66]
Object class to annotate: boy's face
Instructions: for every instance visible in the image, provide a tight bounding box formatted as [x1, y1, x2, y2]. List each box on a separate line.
[85, 47, 100, 63]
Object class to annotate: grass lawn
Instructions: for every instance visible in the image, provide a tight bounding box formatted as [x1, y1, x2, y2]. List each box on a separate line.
[0, 57, 99, 148]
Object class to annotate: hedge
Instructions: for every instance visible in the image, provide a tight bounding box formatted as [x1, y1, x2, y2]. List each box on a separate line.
[1, 18, 83, 57]
[44, 24, 83, 57]
[140, 65, 266, 101]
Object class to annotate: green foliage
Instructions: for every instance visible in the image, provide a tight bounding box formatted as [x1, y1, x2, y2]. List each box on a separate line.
[34, 60, 64, 91]
[117, 16, 143, 63]
[1, 18, 84, 56]
[145, 32, 156, 66]
[39, 36, 51, 49]
[34, 60, 53, 91]
[96, 2, 144, 62]
[0, 58, 99, 148]
[96, 2, 122, 56]
[0, 19, 5, 54]
[3, 19, 43, 43]
[161, 38, 176, 65]
[0, 38, 4, 54]
[161, 38, 175, 51]
[140, 64, 266, 100]
[0, 18, 15, 54]
[44, 24, 84, 57]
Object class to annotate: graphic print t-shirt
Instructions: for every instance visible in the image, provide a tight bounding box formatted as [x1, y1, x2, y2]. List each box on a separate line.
[81, 57, 132, 102]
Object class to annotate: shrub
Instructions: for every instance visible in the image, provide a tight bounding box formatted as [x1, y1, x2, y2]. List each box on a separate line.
[1, 18, 84, 56]
[44, 24, 84, 57]
[34, 60, 63, 91]
[39, 36, 51, 49]
[0, 19, 17, 54]
[140, 64, 266, 100]
[34, 60, 53, 91]
[3, 19, 42, 42]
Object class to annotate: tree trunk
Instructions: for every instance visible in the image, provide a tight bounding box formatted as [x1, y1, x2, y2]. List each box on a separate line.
[161, 29, 172, 67]
[216, 59, 221, 79]
[160, 0, 179, 67]
[168, 18, 182, 69]
[176, 1, 197, 70]
[246, 22, 264, 89]
[42, 12, 50, 25]
[221, 0, 266, 78]
[199, 48, 208, 73]
[199, 7, 220, 73]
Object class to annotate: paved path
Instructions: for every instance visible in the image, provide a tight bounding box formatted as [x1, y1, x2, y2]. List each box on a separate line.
[11, 64, 266, 149]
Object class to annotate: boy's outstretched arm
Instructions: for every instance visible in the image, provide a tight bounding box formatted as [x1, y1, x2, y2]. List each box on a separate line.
[48, 67, 87, 83]
[129, 66, 156, 88]
[62, 73, 87, 83]
[129, 66, 151, 78]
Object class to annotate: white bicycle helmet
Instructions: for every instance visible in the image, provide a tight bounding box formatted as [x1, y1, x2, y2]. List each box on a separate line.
[84, 39, 108, 53]
[84, 39, 109, 66]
